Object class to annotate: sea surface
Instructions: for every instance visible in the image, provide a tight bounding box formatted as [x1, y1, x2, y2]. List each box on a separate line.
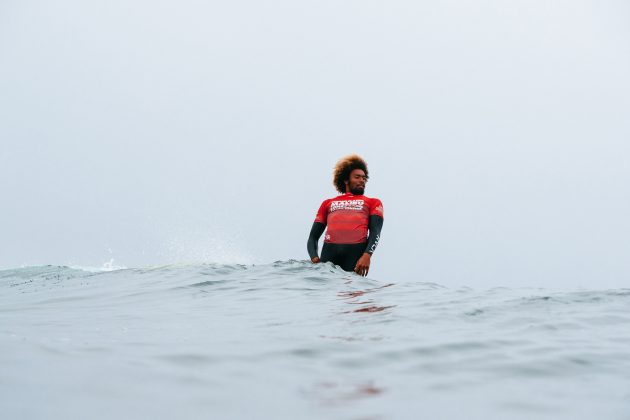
[1, 261, 629, 420]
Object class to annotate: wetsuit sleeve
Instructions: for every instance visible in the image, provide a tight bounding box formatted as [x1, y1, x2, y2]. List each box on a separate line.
[308, 200, 329, 259]
[365, 215, 383, 255]
[307, 222, 326, 259]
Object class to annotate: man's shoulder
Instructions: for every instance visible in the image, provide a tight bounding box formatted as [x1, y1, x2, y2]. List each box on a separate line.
[326, 194, 349, 202]
[323, 194, 382, 204]
[363, 196, 382, 204]
[326, 194, 382, 201]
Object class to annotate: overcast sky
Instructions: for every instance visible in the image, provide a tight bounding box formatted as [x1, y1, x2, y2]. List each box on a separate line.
[1, 0, 629, 288]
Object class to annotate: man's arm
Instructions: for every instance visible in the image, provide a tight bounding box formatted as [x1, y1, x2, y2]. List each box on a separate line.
[354, 215, 384, 276]
[307, 222, 326, 263]
[365, 215, 383, 255]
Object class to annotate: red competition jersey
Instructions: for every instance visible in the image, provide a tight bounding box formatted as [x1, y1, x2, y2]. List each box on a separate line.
[314, 193, 384, 244]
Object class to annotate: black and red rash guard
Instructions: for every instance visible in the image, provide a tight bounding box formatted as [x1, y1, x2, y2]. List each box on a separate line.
[307, 193, 384, 271]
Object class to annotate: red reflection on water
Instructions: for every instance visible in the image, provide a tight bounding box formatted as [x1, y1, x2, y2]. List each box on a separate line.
[346, 300, 374, 305]
[339, 290, 366, 299]
[353, 305, 396, 313]
[337, 283, 394, 300]
[337, 283, 396, 314]
[340, 305, 397, 314]
[358, 383, 383, 396]
[309, 381, 385, 406]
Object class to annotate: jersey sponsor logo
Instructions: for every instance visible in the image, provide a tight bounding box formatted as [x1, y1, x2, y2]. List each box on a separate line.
[368, 234, 380, 254]
[330, 199, 364, 212]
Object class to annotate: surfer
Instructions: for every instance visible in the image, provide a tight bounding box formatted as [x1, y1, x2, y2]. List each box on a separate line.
[307, 154, 384, 276]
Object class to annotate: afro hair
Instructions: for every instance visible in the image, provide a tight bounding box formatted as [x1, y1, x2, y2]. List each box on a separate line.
[333, 154, 369, 194]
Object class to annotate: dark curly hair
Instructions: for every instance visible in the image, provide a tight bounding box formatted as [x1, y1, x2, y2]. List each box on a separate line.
[333, 154, 369, 194]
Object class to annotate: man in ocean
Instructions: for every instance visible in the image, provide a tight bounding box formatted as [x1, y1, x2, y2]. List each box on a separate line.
[307, 154, 384, 276]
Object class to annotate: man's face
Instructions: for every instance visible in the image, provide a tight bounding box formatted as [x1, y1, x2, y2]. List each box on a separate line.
[346, 169, 367, 195]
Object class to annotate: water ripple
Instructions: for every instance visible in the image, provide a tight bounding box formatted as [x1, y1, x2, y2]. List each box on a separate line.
[1, 262, 628, 420]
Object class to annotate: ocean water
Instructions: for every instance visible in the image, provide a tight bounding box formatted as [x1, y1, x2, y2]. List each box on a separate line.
[1, 261, 629, 420]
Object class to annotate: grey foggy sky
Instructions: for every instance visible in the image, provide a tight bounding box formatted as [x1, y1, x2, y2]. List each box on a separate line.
[1, 0, 629, 288]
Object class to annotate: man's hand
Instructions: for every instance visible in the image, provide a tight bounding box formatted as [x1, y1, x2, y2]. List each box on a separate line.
[311, 257, 320, 263]
[354, 253, 371, 276]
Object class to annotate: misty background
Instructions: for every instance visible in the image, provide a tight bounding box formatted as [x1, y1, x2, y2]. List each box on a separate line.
[1, 0, 629, 288]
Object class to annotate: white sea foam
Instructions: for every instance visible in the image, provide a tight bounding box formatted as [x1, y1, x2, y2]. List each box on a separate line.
[68, 258, 128, 273]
